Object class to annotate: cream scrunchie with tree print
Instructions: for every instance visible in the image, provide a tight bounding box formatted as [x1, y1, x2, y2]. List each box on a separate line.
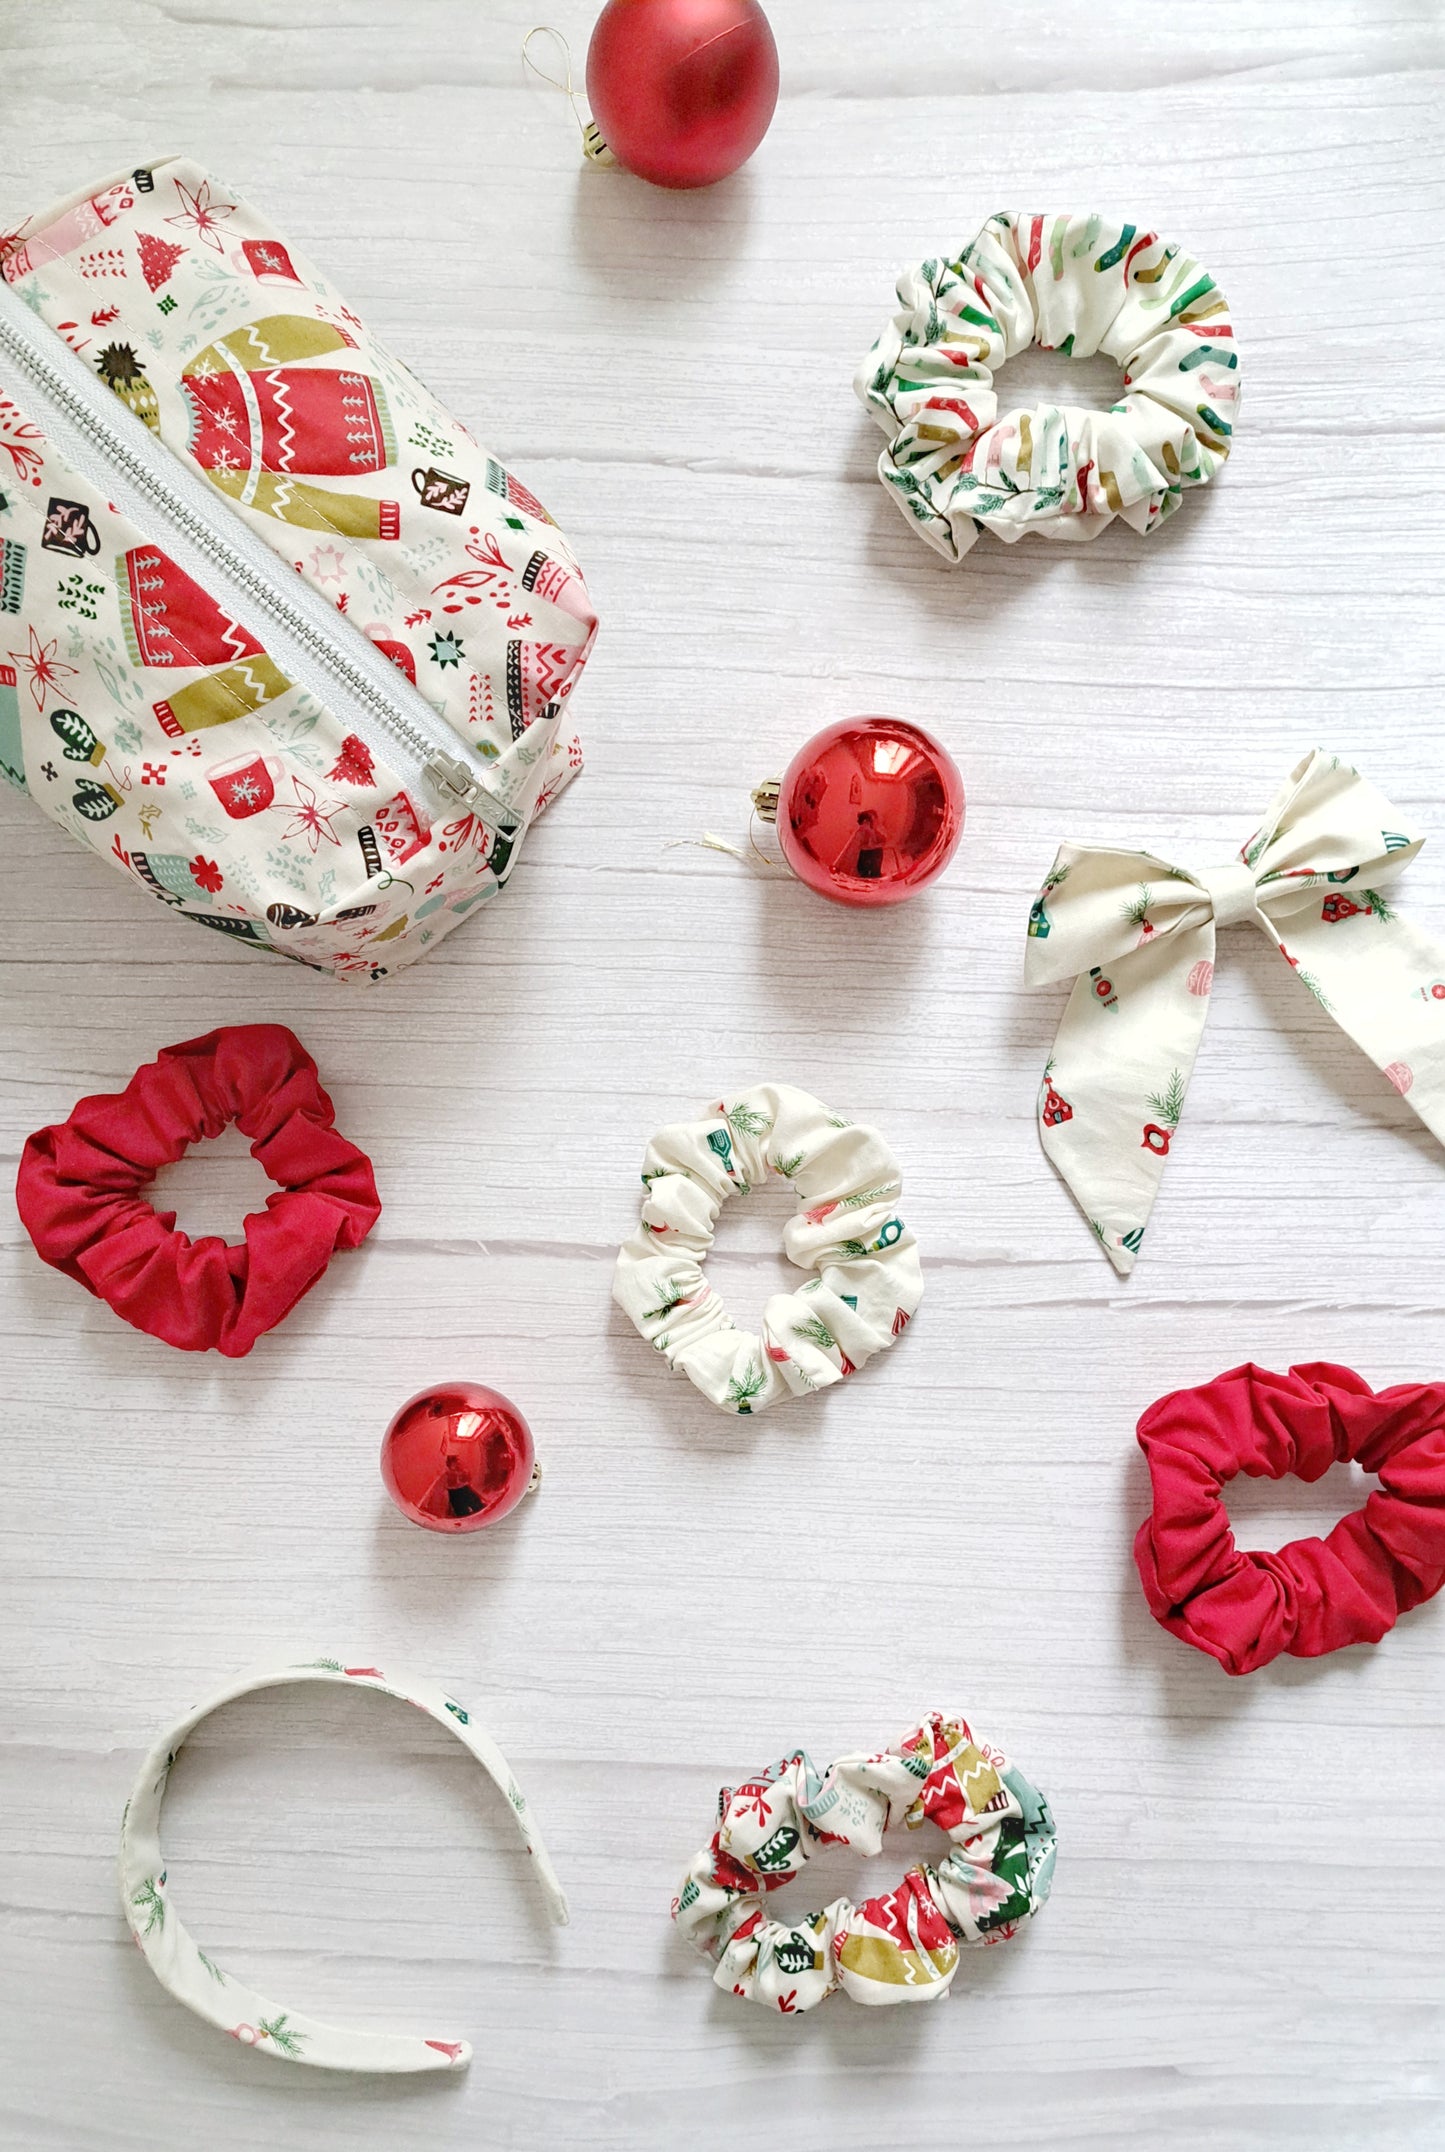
[613, 1084, 923, 1414]
[856, 211, 1239, 561]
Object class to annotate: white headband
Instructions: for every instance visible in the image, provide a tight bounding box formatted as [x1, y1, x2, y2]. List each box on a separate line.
[119, 1657, 569, 2072]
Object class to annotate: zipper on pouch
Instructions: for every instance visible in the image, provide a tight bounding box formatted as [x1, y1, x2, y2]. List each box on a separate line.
[0, 273, 516, 828]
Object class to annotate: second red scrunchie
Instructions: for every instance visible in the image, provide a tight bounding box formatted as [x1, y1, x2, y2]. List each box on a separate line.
[15, 1025, 381, 1357]
[1133, 1361, 1445, 1674]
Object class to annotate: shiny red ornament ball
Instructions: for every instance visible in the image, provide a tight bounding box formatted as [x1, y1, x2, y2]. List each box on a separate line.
[586, 0, 779, 190]
[774, 718, 965, 908]
[381, 1381, 538, 1534]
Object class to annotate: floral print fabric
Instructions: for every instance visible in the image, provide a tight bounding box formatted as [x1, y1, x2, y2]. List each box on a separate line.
[612, 1083, 923, 1414]
[673, 1711, 1056, 2011]
[856, 210, 1238, 560]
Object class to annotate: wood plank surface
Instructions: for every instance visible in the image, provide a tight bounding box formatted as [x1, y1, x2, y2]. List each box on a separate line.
[1, 4, 1443, 2144]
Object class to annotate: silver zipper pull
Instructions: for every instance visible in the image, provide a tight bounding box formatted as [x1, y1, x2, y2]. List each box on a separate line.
[424, 749, 521, 829]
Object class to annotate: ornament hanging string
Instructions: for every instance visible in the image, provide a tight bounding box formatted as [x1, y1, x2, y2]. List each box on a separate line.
[521, 27, 617, 164]
[664, 781, 791, 878]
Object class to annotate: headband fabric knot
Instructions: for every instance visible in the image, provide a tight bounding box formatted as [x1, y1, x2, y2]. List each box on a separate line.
[1025, 750, 1442, 1272]
[1134, 1363, 1445, 1674]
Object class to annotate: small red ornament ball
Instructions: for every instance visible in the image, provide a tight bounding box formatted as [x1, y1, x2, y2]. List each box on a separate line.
[775, 717, 965, 908]
[586, 0, 779, 190]
[381, 1381, 538, 1534]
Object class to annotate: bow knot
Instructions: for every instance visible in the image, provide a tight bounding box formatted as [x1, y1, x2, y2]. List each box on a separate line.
[1195, 858, 1258, 931]
[1026, 751, 1439, 1274]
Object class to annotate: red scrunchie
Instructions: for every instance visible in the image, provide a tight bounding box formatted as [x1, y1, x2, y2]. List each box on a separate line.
[1134, 1362, 1445, 1674]
[15, 1025, 381, 1357]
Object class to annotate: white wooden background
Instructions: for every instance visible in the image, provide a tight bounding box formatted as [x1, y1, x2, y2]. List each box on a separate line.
[2, 3, 1444, 2145]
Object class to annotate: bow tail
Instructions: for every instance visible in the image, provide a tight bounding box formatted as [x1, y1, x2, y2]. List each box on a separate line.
[1270, 903, 1445, 1146]
[1037, 921, 1216, 1274]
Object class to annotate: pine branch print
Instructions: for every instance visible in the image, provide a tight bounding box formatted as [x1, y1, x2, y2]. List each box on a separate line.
[771, 1150, 807, 1179]
[642, 1276, 694, 1323]
[792, 1314, 839, 1355]
[1293, 966, 1335, 1014]
[839, 1181, 900, 1212]
[259, 2014, 306, 2057]
[1123, 884, 1153, 929]
[1362, 888, 1395, 922]
[132, 1878, 166, 1935]
[725, 1103, 773, 1138]
[727, 1360, 766, 1413]
[197, 1949, 228, 1984]
[1146, 1069, 1186, 1129]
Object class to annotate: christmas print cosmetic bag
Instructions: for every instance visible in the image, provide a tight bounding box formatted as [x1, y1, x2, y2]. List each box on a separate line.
[0, 157, 597, 981]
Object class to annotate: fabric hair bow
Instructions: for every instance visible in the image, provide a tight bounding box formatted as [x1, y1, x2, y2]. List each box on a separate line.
[1025, 750, 1444, 1273]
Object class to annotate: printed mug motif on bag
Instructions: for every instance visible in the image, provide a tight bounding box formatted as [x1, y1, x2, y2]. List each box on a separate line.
[209, 752, 279, 818]
[412, 465, 470, 515]
[41, 497, 102, 557]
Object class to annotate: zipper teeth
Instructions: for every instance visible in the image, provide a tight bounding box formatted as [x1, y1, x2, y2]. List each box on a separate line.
[0, 305, 446, 773]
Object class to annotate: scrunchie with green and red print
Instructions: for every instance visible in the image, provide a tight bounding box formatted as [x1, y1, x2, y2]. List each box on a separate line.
[613, 1083, 923, 1415]
[857, 211, 1238, 562]
[672, 1712, 1055, 2012]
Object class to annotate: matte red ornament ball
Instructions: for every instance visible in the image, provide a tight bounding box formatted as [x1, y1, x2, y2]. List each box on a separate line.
[775, 717, 966, 908]
[381, 1381, 538, 1534]
[586, 0, 780, 190]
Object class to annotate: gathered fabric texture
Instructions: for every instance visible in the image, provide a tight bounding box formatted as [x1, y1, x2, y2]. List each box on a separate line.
[1134, 1362, 1445, 1675]
[856, 210, 1238, 561]
[15, 1023, 380, 1355]
[612, 1083, 923, 1415]
[673, 1711, 1056, 2012]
